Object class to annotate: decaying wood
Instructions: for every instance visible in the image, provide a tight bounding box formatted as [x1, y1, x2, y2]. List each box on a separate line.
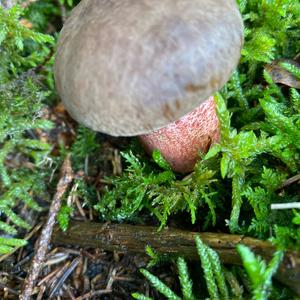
[53, 220, 300, 295]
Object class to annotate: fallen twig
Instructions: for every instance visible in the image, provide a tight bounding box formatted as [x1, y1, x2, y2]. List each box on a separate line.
[279, 173, 300, 189]
[21, 155, 73, 300]
[74, 289, 112, 300]
[0, 282, 19, 296]
[49, 257, 80, 298]
[53, 220, 300, 295]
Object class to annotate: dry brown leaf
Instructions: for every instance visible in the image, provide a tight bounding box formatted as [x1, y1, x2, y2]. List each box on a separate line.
[265, 58, 300, 88]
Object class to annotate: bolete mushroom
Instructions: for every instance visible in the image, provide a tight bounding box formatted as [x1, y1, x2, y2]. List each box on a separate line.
[54, 0, 243, 173]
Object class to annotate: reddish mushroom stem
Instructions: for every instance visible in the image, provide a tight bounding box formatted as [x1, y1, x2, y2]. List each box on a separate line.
[139, 96, 220, 173]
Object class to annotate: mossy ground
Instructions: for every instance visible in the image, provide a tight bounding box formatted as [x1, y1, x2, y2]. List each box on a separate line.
[0, 0, 299, 299]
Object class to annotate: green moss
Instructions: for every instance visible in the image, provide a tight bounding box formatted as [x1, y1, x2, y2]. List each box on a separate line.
[0, 5, 53, 253]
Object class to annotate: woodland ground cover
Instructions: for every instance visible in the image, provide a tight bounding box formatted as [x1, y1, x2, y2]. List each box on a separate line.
[0, 0, 299, 299]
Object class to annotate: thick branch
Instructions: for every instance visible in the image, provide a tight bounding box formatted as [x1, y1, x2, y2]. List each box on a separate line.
[52, 221, 300, 295]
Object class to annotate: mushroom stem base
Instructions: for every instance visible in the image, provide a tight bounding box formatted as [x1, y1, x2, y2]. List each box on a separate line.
[139, 96, 220, 173]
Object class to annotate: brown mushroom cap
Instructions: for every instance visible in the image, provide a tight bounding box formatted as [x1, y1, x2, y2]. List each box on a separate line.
[54, 0, 243, 136]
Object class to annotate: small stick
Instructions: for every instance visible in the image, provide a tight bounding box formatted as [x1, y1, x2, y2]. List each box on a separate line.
[49, 258, 80, 298]
[279, 173, 300, 189]
[0, 282, 19, 296]
[271, 203, 300, 210]
[38, 267, 61, 287]
[21, 155, 73, 300]
[74, 289, 112, 300]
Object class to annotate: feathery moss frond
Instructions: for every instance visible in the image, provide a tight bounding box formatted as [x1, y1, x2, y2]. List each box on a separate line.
[0, 4, 53, 253]
[237, 244, 284, 300]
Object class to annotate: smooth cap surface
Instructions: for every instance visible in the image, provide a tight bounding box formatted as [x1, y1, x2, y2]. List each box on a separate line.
[54, 0, 243, 136]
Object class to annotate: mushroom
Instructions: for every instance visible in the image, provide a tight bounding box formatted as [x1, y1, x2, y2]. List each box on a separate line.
[54, 0, 243, 173]
[139, 96, 219, 173]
